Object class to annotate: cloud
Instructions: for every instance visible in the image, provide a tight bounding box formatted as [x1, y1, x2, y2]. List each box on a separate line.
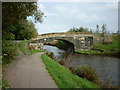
[54, 6, 68, 12]
[37, 3, 58, 17]
[77, 13, 106, 23]
[35, 23, 67, 34]
[92, 2, 118, 11]
[35, 2, 118, 34]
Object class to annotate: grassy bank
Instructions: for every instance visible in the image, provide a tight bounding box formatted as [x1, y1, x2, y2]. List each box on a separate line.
[76, 40, 119, 57]
[18, 40, 29, 55]
[30, 50, 44, 54]
[18, 40, 44, 55]
[41, 54, 99, 88]
[93, 40, 119, 51]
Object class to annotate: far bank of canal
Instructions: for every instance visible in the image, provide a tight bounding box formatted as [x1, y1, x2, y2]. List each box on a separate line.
[43, 45, 118, 87]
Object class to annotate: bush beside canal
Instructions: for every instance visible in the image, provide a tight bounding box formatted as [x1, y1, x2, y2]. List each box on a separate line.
[69, 65, 114, 88]
[41, 54, 99, 88]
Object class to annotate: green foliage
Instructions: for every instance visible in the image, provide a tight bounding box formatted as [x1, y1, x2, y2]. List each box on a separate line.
[76, 50, 102, 55]
[29, 45, 44, 54]
[19, 40, 44, 55]
[18, 40, 29, 55]
[59, 59, 66, 66]
[30, 50, 44, 55]
[41, 54, 99, 88]
[68, 27, 92, 33]
[93, 40, 119, 52]
[46, 52, 56, 60]
[76, 37, 119, 57]
[95, 25, 100, 34]
[2, 2, 44, 65]
[101, 24, 107, 44]
[28, 45, 35, 51]
[74, 65, 100, 84]
[1, 79, 11, 89]
[2, 40, 18, 65]
[12, 20, 38, 40]
[2, 2, 44, 40]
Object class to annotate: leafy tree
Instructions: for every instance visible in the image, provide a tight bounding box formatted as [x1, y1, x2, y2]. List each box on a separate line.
[11, 19, 38, 40]
[2, 2, 44, 64]
[2, 2, 44, 40]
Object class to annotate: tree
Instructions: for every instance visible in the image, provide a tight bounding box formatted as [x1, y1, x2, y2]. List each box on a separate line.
[2, 2, 44, 40]
[96, 25, 99, 34]
[101, 24, 107, 44]
[2, 2, 44, 64]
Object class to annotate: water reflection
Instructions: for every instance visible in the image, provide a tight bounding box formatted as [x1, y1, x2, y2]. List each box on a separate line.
[43, 45, 65, 62]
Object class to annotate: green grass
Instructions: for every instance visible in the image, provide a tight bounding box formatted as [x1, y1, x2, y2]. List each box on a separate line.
[75, 50, 102, 55]
[93, 40, 119, 51]
[41, 54, 99, 88]
[18, 40, 29, 55]
[30, 50, 44, 54]
[76, 40, 120, 56]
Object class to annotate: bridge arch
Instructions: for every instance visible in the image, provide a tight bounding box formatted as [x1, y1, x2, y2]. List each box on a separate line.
[30, 32, 94, 51]
[44, 39, 75, 52]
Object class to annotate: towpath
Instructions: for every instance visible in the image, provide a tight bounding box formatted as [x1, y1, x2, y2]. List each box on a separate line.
[3, 49, 58, 88]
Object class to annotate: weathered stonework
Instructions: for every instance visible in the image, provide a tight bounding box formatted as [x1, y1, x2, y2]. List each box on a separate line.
[30, 32, 94, 51]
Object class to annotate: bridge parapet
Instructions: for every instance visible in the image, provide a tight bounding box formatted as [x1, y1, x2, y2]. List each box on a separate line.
[32, 32, 93, 40]
[30, 32, 94, 50]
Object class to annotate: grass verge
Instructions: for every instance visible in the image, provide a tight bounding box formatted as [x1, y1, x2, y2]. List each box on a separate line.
[18, 40, 29, 55]
[75, 50, 111, 55]
[41, 54, 99, 88]
[93, 40, 119, 51]
[76, 40, 119, 57]
[30, 50, 44, 55]
[18, 40, 44, 55]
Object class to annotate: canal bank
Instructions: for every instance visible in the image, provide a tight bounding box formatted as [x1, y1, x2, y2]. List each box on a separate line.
[43, 45, 118, 87]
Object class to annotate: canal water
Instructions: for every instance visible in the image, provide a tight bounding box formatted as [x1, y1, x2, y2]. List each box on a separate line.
[43, 45, 118, 86]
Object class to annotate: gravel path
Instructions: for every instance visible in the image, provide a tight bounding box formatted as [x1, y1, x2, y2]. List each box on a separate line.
[3, 52, 58, 88]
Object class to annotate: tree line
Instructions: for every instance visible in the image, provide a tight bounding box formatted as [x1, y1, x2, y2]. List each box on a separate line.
[67, 24, 112, 44]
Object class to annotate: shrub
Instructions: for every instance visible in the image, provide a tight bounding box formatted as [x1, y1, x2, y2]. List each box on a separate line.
[75, 65, 100, 84]
[2, 79, 11, 89]
[46, 52, 56, 60]
[2, 40, 18, 65]
[41, 54, 99, 88]
[59, 59, 66, 66]
[69, 66, 76, 73]
[28, 45, 35, 51]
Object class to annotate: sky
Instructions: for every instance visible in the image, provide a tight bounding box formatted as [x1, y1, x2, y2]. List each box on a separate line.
[27, 0, 118, 34]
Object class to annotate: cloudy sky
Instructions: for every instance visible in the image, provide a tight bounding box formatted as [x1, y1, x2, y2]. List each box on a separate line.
[28, 0, 118, 34]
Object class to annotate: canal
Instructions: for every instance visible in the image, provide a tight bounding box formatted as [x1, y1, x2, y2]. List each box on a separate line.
[43, 45, 118, 86]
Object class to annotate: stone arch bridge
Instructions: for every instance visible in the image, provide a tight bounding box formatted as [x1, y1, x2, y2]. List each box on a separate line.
[30, 32, 94, 51]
